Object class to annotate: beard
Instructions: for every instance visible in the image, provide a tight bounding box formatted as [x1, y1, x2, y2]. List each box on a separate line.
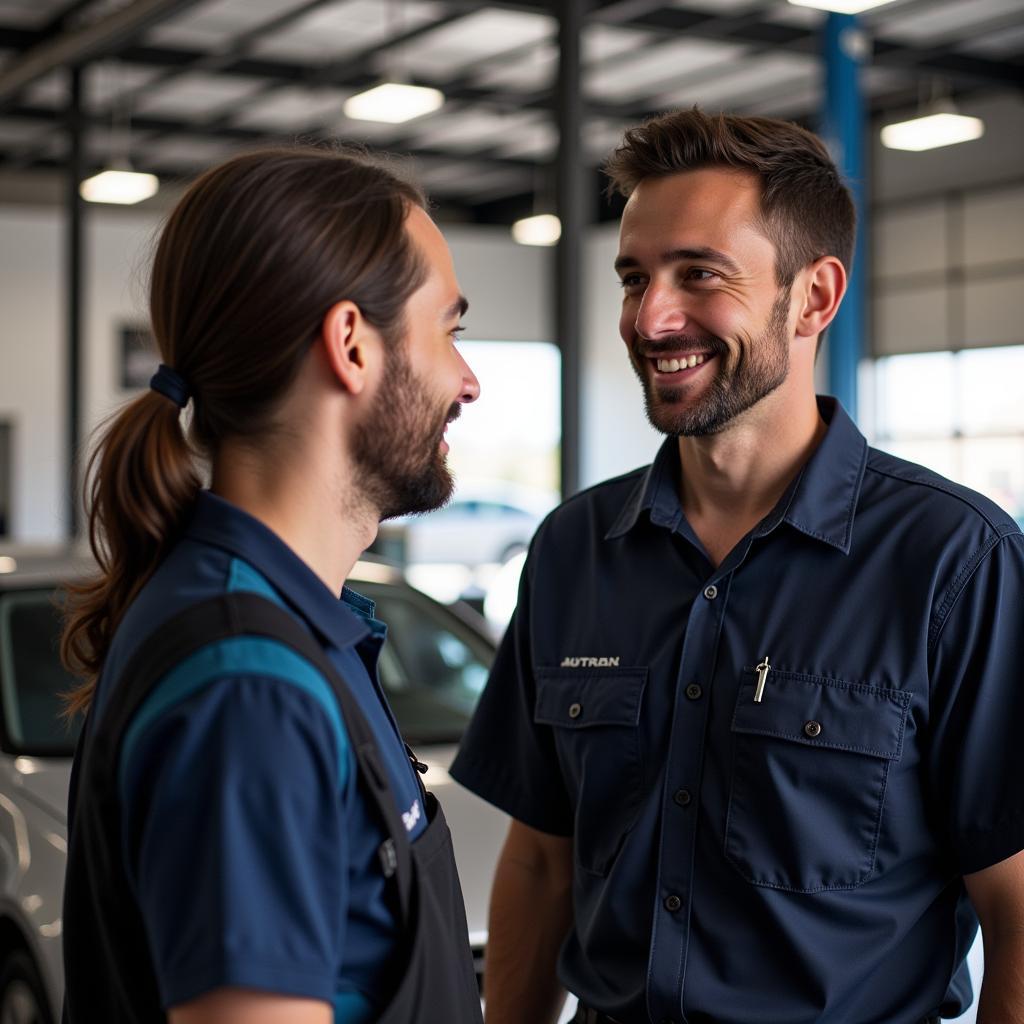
[629, 286, 792, 437]
[352, 341, 460, 521]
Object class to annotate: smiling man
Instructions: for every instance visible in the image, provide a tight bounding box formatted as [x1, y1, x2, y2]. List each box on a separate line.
[452, 110, 1024, 1024]
[61, 148, 483, 1024]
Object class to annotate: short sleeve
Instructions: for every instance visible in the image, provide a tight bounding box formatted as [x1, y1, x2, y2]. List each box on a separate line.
[450, 549, 572, 836]
[927, 531, 1024, 875]
[121, 674, 348, 1009]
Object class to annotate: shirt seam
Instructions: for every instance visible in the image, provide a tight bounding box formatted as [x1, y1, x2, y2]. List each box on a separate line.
[928, 533, 1017, 652]
[866, 460, 1019, 534]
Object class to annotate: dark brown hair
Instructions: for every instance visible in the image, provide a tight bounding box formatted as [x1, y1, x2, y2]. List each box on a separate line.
[604, 107, 855, 287]
[61, 146, 426, 714]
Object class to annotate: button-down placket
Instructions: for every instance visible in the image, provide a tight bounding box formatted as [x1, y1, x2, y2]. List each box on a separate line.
[645, 558, 732, 1021]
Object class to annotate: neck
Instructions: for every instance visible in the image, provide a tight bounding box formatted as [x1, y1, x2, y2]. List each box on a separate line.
[211, 438, 377, 597]
[677, 381, 826, 565]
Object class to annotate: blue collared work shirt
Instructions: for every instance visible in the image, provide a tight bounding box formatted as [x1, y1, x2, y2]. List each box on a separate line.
[451, 398, 1024, 1024]
[92, 491, 426, 1019]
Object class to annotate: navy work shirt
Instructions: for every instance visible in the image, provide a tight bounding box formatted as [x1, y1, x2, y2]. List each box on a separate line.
[91, 491, 427, 1020]
[451, 398, 1024, 1024]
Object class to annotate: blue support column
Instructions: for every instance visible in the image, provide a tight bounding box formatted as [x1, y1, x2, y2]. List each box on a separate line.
[821, 12, 868, 421]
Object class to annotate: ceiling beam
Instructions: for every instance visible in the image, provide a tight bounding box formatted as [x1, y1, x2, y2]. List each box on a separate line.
[0, 0, 206, 107]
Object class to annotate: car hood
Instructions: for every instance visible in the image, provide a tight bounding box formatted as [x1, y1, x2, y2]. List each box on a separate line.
[417, 743, 509, 946]
[3, 756, 72, 825]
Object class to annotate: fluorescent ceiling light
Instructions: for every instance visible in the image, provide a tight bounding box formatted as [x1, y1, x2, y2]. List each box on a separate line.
[343, 82, 444, 124]
[787, 0, 896, 12]
[880, 112, 984, 152]
[79, 169, 159, 205]
[511, 214, 561, 247]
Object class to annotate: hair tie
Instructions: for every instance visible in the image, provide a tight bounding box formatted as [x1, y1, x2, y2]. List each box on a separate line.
[149, 364, 191, 408]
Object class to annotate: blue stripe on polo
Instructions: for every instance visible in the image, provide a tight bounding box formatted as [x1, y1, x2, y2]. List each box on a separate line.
[119, 636, 351, 804]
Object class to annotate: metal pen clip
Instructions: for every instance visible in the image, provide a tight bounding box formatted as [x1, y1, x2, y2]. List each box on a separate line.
[754, 656, 771, 703]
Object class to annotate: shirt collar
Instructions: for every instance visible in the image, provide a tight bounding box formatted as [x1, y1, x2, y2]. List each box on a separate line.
[186, 491, 371, 649]
[605, 396, 868, 555]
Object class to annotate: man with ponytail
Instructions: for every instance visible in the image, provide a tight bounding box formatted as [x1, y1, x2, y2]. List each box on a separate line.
[60, 147, 483, 1024]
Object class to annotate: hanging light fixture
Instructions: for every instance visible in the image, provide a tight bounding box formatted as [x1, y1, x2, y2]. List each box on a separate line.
[80, 168, 159, 204]
[343, 0, 444, 124]
[881, 78, 985, 153]
[344, 82, 444, 124]
[80, 62, 159, 206]
[512, 213, 561, 247]
[511, 163, 561, 247]
[787, 0, 897, 13]
[880, 108, 984, 152]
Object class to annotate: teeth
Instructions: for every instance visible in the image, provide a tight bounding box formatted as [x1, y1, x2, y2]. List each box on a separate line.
[656, 354, 707, 373]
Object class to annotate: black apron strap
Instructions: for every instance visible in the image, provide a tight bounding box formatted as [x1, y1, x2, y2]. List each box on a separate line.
[96, 592, 416, 920]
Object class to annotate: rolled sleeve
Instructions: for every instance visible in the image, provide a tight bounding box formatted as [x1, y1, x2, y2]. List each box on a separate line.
[451, 551, 572, 836]
[928, 531, 1024, 875]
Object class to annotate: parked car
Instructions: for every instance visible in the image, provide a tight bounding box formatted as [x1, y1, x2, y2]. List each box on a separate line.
[376, 485, 557, 568]
[0, 549, 508, 1022]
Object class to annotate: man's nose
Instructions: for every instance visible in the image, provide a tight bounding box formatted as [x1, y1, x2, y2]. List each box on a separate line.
[635, 282, 688, 340]
[457, 352, 480, 404]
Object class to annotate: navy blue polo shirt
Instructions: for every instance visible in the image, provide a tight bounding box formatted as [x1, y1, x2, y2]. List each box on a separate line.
[451, 397, 1024, 1024]
[92, 491, 427, 1020]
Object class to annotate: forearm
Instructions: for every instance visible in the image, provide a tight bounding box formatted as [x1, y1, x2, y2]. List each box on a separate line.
[483, 836, 574, 1024]
[965, 851, 1024, 1024]
[975, 934, 1024, 1024]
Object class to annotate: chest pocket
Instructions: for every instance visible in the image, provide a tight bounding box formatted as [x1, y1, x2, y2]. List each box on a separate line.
[725, 670, 911, 893]
[535, 668, 647, 877]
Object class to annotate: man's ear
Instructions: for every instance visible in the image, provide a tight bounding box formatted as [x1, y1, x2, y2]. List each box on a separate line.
[320, 300, 381, 396]
[794, 256, 847, 341]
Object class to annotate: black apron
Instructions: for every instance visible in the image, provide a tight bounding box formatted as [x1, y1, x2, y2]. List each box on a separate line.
[63, 592, 483, 1024]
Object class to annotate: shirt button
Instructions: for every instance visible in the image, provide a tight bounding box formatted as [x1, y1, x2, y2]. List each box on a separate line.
[804, 720, 822, 738]
[568, 702, 582, 720]
[673, 788, 692, 807]
[664, 894, 682, 912]
[685, 683, 703, 700]
[703, 584, 718, 600]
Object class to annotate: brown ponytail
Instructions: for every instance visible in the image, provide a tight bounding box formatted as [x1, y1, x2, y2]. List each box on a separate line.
[61, 145, 426, 713]
[61, 392, 200, 715]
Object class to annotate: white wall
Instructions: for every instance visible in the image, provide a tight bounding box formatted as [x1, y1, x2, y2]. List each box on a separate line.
[0, 206, 559, 543]
[581, 222, 662, 489]
[0, 208, 65, 542]
[0, 206, 157, 543]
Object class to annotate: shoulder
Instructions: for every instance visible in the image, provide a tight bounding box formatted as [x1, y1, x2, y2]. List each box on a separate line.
[533, 466, 651, 547]
[863, 446, 1020, 541]
[862, 448, 1023, 633]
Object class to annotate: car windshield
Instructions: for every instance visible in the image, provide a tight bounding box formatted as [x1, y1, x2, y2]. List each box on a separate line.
[355, 580, 493, 746]
[0, 578, 492, 757]
[0, 588, 82, 756]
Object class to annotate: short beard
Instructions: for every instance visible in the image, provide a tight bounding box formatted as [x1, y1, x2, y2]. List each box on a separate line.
[352, 340, 460, 521]
[630, 286, 791, 437]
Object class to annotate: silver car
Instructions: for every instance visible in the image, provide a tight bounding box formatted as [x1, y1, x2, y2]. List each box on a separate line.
[0, 550, 508, 1022]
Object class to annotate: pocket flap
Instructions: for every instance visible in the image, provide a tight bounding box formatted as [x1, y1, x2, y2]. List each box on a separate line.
[535, 669, 647, 729]
[731, 671, 910, 760]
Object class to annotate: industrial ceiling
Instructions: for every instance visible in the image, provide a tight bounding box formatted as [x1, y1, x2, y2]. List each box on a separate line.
[0, 0, 1021, 223]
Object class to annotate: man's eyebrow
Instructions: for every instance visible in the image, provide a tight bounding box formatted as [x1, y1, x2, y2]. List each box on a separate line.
[444, 295, 469, 321]
[614, 247, 741, 275]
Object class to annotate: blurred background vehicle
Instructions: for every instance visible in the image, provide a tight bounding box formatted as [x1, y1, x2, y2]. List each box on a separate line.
[0, 548, 509, 1023]
[373, 482, 555, 635]
[376, 483, 556, 568]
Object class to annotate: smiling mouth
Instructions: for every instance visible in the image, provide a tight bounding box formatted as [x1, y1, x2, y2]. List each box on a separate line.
[650, 352, 714, 375]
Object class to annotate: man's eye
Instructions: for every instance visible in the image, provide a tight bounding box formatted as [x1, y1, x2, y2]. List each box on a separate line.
[618, 274, 644, 288]
[687, 268, 719, 282]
